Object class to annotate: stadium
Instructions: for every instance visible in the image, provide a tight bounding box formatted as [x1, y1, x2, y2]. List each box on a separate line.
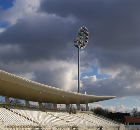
[0, 70, 135, 130]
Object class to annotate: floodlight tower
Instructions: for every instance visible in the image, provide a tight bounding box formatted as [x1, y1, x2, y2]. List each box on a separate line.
[74, 26, 89, 93]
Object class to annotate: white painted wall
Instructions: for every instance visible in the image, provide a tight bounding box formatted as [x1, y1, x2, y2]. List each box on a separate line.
[127, 122, 140, 129]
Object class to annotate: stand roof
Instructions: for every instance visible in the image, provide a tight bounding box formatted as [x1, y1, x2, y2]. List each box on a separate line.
[0, 70, 115, 104]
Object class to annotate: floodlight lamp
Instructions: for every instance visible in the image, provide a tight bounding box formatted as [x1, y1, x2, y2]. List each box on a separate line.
[74, 26, 89, 49]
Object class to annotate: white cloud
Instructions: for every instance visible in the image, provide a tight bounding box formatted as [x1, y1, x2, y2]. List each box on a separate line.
[82, 75, 97, 83]
[133, 98, 140, 103]
[89, 103, 140, 113]
[0, 28, 5, 33]
[0, 59, 81, 92]
[16, 72, 34, 80]
[98, 65, 131, 78]
[29, 101, 38, 106]
[80, 65, 140, 98]
[0, 0, 40, 25]
[121, 97, 128, 100]
[124, 86, 131, 89]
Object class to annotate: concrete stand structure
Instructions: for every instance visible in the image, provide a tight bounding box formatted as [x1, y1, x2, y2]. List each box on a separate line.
[5, 97, 9, 104]
[53, 103, 57, 109]
[77, 104, 80, 110]
[0, 70, 116, 111]
[25, 100, 30, 107]
[86, 103, 89, 111]
[38, 102, 42, 108]
[66, 104, 69, 109]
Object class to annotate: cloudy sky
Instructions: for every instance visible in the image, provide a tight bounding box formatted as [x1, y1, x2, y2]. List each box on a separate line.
[0, 0, 140, 112]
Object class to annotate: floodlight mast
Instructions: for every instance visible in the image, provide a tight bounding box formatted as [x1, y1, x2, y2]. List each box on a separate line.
[73, 26, 89, 93]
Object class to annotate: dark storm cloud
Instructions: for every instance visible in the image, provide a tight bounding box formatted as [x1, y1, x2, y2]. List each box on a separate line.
[32, 70, 65, 89]
[40, 0, 140, 50]
[1, 0, 140, 68]
[1, 0, 140, 98]
[0, 15, 76, 62]
[39, 0, 140, 70]
[93, 48, 140, 71]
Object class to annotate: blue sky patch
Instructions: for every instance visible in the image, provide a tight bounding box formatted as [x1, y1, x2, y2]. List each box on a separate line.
[81, 65, 111, 80]
[0, 21, 10, 28]
[0, 0, 14, 11]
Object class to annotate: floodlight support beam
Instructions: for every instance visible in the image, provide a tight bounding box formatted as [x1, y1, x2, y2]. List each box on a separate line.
[74, 26, 89, 93]
[78, 48, 80, 93]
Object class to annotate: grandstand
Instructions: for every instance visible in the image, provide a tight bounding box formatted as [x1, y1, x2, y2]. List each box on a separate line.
[0, 103, 127, 129]
[0, 70, 136, 129]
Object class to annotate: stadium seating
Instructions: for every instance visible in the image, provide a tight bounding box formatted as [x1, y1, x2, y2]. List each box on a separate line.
[0, 105, 133, 130]
[0, 106, 38, 128]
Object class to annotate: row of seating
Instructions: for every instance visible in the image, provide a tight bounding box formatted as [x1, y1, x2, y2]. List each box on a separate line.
[0, 106, 123, 129]
[0, 107, 36, 127]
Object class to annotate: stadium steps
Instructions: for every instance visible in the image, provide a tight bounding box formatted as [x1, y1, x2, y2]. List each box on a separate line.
[46, 111, 95, 127]
[9, 107, 39, 125]
[1, 105, 133, 129]
[10, 108, 49, 125]
[10, 107, 67, 127]
[73, 113, 99, 127]
[72, 112, 122, 128]
[0, 106, 37, 127]
[45, 112, 70, 126]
